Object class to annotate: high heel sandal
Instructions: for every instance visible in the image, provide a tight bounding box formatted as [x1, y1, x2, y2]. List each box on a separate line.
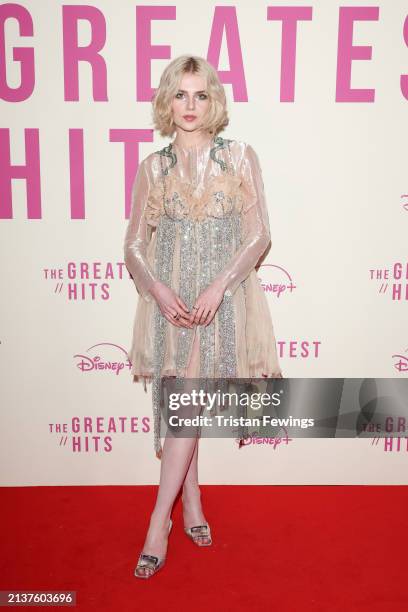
[184, 523, 212, 546]
[134, 518, 173, 579]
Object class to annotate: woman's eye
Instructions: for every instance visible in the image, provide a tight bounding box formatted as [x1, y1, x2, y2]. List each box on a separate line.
[175, 93, 208, 100]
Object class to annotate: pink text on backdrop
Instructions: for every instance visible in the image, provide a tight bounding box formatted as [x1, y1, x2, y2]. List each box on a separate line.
[1, 4, 408, 219]
[1, 4, 408, 102]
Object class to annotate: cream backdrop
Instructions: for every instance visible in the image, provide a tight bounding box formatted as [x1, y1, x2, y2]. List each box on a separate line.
[1, 0, 407, 485]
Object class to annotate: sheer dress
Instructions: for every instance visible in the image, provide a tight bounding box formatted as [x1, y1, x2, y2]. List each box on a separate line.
[124, 135, 282, 455]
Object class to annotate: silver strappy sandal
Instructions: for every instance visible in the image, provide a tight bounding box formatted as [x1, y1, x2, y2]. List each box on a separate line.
[184, 523, 212, 546]
[134, 518, 173, 579]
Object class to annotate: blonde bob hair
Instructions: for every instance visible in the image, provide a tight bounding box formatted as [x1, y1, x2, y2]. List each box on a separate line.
[151, 55, 229, 138]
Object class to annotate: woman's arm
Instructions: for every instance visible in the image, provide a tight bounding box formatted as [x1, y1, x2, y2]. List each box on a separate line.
[212, 143, 272, 296]
[123, 159, 157, 303]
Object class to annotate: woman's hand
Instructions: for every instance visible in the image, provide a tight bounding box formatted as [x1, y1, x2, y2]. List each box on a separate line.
[149, 281, 193, 328]
[262, 370, 284, 379]
[188, 280, 225, 327]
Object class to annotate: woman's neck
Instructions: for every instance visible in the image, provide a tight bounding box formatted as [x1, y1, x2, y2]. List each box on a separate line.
[172, 131, 214, 150]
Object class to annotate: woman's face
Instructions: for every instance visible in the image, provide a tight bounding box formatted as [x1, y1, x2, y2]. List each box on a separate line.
[171, 72, 211, 135]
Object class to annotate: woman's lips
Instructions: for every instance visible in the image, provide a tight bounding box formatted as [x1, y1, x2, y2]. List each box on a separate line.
[183, 115, 197, 121]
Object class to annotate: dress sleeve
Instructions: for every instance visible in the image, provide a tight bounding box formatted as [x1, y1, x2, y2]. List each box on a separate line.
[212, 143, 271, 296]
[123, 158, 157, 303]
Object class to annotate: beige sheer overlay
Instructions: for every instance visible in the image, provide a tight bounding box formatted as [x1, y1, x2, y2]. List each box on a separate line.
[124, 138, 282, 388]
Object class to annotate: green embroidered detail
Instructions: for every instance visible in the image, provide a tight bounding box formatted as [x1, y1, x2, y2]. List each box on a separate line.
[156, 135, 234, 175]
[210, 136, 233, 171]
[156, 143, 177, 175]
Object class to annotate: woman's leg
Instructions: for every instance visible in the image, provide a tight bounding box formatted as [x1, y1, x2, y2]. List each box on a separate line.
[136, 328, 201, 574]
[181, 329, 201, 518]
[182, 437, 210, 532]
[180, 333, 211, 543]
[182, 327, 201, 520]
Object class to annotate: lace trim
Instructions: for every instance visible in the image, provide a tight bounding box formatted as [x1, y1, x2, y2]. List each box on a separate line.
[145, 173, 243, 224]
[145, 137, 243, 224]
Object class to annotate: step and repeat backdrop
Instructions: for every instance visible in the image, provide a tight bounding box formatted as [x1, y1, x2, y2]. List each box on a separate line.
[1, 0, 407, 485]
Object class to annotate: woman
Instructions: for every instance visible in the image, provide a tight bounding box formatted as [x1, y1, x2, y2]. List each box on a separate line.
[124, 55, 282, 578]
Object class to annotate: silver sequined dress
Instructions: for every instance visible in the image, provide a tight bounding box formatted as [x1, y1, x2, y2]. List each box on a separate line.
[124, 135, 282, 455]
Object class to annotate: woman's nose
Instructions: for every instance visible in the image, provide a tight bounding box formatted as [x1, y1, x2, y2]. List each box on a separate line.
[186, 97, 196, 110]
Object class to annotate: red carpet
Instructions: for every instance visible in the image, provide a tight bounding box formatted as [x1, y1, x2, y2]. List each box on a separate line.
[1, 486, 407, 611]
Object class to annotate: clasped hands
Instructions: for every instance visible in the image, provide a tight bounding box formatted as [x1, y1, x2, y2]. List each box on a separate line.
[149, 279, 225, 328]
